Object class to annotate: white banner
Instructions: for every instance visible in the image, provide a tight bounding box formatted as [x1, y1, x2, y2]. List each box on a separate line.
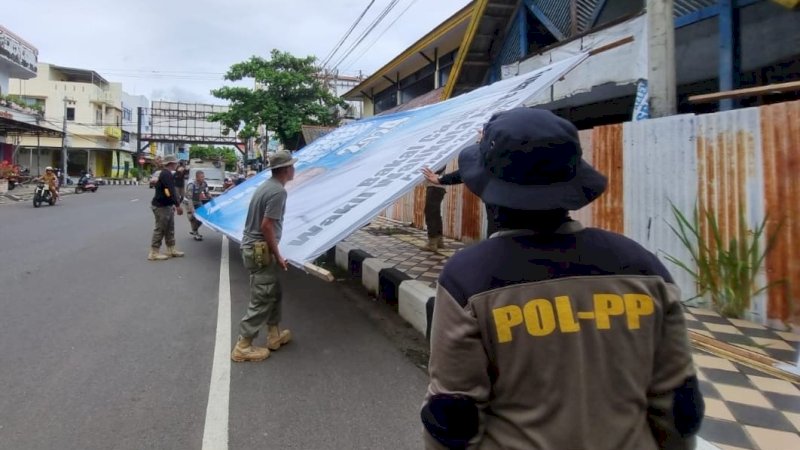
[196, 53, 588, 267]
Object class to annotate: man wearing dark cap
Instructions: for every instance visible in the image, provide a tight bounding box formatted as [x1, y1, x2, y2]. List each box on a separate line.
[148, 155, 184, 261]
[231, 150, 296, 362]
[421, 108, 703, 450]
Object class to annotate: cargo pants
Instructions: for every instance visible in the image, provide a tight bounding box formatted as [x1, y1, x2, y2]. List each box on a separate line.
[151, 205, 175, 248]
[238, 242, 282, 339]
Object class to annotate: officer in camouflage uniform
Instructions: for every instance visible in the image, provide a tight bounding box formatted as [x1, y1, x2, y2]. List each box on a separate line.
[422, 108, 703, 450]
[184, 170, 210, 241]
[231, 151, 297, 362]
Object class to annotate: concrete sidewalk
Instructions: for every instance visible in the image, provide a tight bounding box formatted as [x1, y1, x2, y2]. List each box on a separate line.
[334, 216, 800, 450]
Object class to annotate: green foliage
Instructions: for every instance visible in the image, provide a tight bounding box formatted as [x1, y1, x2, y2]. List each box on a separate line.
[129, 167, 140, 179]
[1, 94, 44, 115]
[209, 49, 347, 149]
[189, 145, 238, 171]
[664, 203, 784, 318]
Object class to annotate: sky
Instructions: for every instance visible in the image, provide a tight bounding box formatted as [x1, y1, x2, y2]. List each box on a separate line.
[4, 0, 471, 104]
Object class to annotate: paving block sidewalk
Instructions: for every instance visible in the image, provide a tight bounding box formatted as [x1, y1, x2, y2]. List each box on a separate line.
[336, 216, 800, 450]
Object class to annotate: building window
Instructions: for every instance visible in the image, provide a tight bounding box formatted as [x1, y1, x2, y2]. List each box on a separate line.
[96, 108, 103, 125]
[122, 107, 132, 121]
[66, 107, 75, 121]
[122, 131, 130, 143]
[374, 87, 398, 114]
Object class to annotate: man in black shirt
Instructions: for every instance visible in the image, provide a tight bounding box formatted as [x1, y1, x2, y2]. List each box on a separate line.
[148, 155, 185, 261]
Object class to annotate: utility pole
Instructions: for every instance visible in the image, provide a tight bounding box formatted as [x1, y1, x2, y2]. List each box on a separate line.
[60, 97, 75, 185]
[646, 0, 677, 117]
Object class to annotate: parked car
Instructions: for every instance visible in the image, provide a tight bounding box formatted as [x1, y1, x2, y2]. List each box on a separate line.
[149, 170, 161, 188]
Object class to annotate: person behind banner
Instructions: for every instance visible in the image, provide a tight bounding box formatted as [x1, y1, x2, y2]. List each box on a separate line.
[184, 170, 210, 241]
[421, 125, 501, 239]
[231, 150, 297, 363]
[421, 108, 703, 450]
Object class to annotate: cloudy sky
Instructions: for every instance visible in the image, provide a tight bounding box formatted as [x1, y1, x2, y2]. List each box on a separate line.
[6, 0, 471, 103]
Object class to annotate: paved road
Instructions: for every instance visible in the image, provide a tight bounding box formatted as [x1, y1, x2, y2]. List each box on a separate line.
[0, 186, 429, 450]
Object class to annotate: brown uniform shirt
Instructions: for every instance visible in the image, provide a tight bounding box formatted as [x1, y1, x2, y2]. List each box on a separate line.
[423, 222, 702, 450]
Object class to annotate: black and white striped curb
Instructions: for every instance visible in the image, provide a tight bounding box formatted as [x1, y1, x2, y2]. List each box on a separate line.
[102, 180, 141, 185]
[334, 241, 436, 340]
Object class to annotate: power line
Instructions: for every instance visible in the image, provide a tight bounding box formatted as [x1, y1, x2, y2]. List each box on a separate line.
[341, 0, 421, 72]
[330, 0, 401, 73]
[321, 0, 377, 69]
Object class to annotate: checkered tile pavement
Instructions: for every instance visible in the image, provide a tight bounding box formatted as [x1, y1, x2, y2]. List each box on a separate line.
[344, 218, 800, 449]
[694, 350, 800, 449]
[686, 308, 799, 365]
[343, 217, 465, 287]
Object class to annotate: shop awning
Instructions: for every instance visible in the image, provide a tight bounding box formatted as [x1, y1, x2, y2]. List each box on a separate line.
[0, 106, 63, 137]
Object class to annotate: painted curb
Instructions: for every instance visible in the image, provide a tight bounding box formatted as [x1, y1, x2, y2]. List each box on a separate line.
[362, 258, 395, 296]
[335, 241, 435, 339]
[399, 280, 436, 337]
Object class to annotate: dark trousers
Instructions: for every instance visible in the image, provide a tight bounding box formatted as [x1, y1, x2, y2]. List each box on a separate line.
[425, 187, 446, 239]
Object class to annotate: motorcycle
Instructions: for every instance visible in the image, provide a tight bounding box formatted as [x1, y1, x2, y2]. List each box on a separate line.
[33, 182, 56, 207]
[75, 176, 98, 193]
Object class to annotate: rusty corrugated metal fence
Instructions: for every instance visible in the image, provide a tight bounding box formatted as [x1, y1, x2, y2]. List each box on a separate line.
[380, 100, 800, 325]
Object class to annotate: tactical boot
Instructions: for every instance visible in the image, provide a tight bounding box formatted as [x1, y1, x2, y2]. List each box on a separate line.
[425, 237, 439, 251]
[231, 336, 270, 362]
[436, 237, 445, 249]
[167, 246, 185, 257]
[148, 248, 169, 261]
[266, 325, 292, 350]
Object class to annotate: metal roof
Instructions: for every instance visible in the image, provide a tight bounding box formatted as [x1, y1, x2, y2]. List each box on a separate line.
[444, 0, 519, 99]
[50, 64, 109, 86]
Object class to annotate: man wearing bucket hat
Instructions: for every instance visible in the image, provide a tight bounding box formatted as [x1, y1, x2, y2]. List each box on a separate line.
[148, 155, 184, 261]
[421, 108, 703, 450]
[231, 150, 297, 362]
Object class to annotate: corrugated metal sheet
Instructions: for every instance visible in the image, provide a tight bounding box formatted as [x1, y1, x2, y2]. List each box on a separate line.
[530, 0, 573, 37]
[673, 0, 717, 17]
[527, 0, 713, 39]
[498, 7, 522, 66]
[379, 100, 800, 325]
[572, 129, 594, 226]
[696, 107, 769, 322]
[591, 124, 624, 233]
[760, 100, 800, 325]
[623, 114, 699, 303]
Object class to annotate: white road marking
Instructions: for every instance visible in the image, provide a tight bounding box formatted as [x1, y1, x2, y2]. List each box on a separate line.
[130, 199, 139, 202]
[202, 236, 231, 450]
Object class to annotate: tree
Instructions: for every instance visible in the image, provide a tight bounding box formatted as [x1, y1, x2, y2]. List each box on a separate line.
[209, 49, 346, 150]
[189, 145, 238, 171]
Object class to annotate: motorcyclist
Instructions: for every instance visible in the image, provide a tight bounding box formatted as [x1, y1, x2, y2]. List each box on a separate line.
[78, 170, 93, 186]
[40, 167, 60, 201]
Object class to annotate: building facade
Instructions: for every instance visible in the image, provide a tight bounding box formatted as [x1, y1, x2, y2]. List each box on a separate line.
[0, 25, 61, 169]
[9, 63, 130, 178]
[346, 0, 799, 125]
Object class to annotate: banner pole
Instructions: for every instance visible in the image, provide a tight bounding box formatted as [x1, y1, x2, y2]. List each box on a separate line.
[303, 262, 335, 283]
